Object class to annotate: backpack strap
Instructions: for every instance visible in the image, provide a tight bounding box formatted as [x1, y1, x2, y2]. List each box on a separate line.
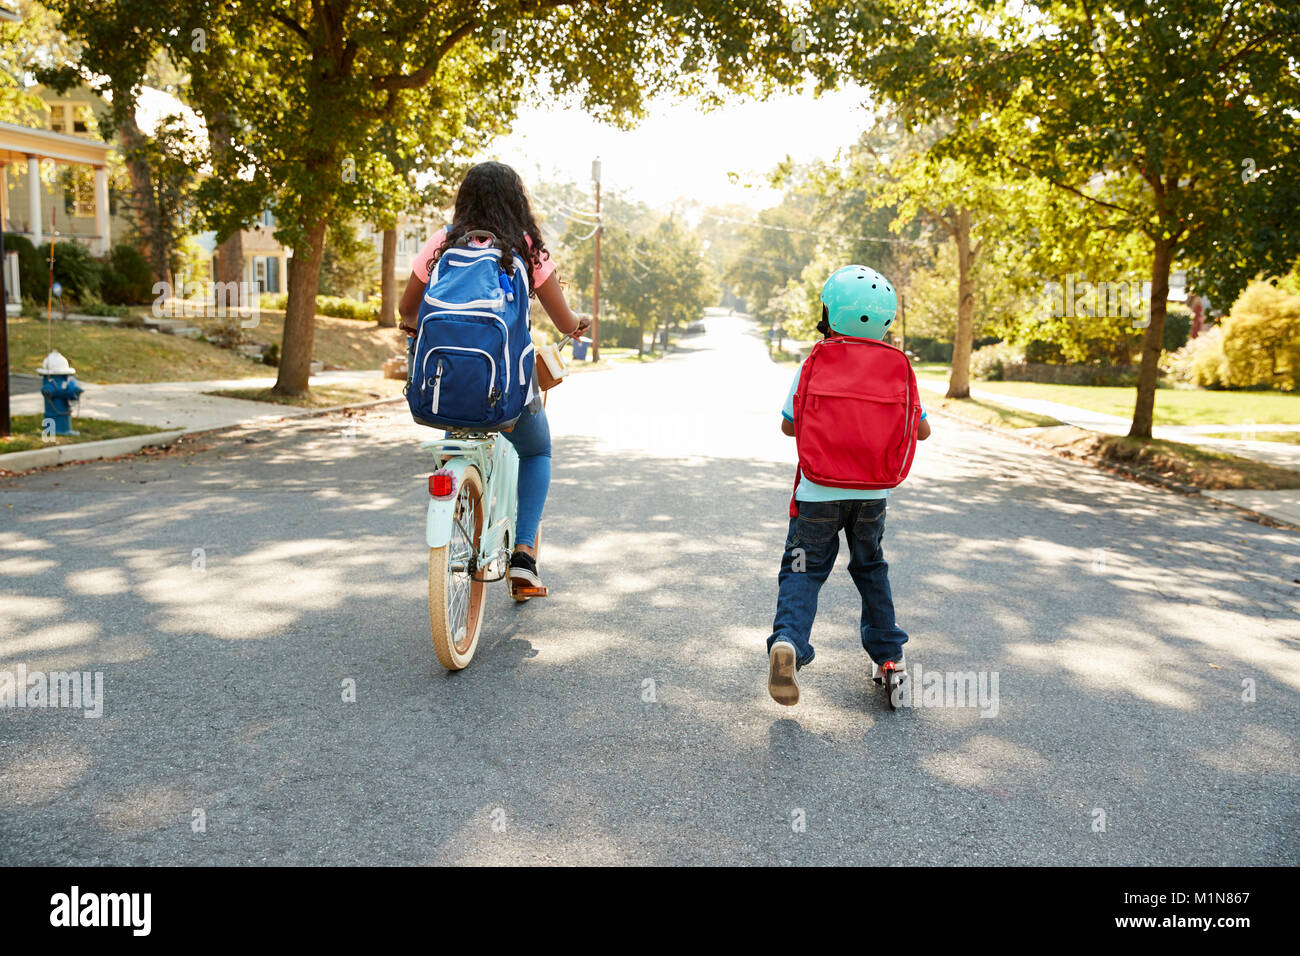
[788, 341, 824, 519]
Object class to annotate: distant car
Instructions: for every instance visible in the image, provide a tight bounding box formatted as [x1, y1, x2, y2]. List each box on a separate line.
[685, 320, 705, 335]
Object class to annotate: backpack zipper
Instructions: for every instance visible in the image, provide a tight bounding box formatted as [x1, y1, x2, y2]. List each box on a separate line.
[431, 359, 444, 413]
[421, 346, 497, 402]
[896, 372, 915, 478]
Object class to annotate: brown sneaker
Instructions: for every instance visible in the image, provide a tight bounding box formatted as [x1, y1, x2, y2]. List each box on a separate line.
[768, 640, 799, 706]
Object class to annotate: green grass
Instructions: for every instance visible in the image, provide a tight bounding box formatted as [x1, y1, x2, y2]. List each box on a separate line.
[926, 388, 1298, 490]
[917, 364, 1300, 426]
[7, 311, 408, 384]
[193, 310, 407, 372]
[912, 362, 950, 377]
[1, 414, 165, 454]
[1067, 432, 1300, 490]
[205, 380, 402, 408]
[7, 315, 267, 383]
[1201, 430, 1300, 446]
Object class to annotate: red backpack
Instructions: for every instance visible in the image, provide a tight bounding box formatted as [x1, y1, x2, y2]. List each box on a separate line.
[790, 336, 922, 517]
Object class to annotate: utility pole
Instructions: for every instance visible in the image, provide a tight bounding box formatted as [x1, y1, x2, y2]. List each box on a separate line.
[591, 156, 601, 362]
[0, 0, 18, 438]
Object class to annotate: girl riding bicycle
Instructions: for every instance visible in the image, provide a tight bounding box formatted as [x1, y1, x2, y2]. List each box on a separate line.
[399, 161, 590, 596]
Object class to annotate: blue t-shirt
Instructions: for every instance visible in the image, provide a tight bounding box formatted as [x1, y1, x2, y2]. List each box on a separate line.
[782, 358, 926, 502]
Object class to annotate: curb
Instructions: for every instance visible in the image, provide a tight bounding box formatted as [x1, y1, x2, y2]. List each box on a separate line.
[0, 429, 187, 472]
[0, 395, 405, 476]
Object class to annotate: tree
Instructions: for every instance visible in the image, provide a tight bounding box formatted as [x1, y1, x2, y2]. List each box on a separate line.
[47, 0, 807, 395]
[0, 0, 76, 124]
[568, 212, 713, 353]
[318, 216, 379, 299]
[724, 186, 819, 323]
[121, 113, 203, 283]
[808, 0, 1300, 437]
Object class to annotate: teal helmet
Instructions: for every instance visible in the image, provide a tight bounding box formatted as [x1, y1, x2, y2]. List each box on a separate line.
[821, 265, 898, 340]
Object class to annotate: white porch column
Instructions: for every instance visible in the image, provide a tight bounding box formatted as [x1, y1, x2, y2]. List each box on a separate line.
[26, 154, 41, 245]
[93, 165, 110, 255]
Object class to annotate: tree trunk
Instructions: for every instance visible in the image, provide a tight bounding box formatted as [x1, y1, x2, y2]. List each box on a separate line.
[1128, 238, 1174, 440]
[210, 111, 244, 290]
[118, 116, 165, 283]
[273, 218, 328, 396]
[378, 227, 397, 328]
[946, 208, 975, 399]
[217, 231, 243, 286]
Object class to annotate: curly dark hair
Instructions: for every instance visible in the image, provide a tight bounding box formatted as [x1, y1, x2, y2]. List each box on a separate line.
[438, 161, 549, 288]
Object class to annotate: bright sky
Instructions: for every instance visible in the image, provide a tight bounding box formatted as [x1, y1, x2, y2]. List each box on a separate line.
[491, 84, 873, 214]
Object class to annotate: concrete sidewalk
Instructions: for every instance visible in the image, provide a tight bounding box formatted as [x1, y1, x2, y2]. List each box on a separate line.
[917, 376, 1300, 529]
[916, 376, 1300, 469]
[3, 369, 399, 472]
[9, 369, 392, 432]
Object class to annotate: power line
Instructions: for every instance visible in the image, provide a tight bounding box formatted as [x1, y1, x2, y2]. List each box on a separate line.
[700, 212, 933, 248]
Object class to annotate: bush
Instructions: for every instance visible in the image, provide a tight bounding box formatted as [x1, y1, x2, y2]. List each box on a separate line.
[39, 239, 102, 301]
[1162, 304, 1192, 354]
[1023, 336, 1066, 364]
[315, 294, 379, 321]
[255, 292, 378, 321]
[262, 342, 280, 367]
[970, 342, 1026, 381]
[24, 238, 102, 300]
[3, 233, 44, 303]
[1163, 326, 1230, 388]
[99, 244, 155, 305]
[1219, 281, 1300, 390]
[904, 336, 953, 363]
[73, 296, 129, 317]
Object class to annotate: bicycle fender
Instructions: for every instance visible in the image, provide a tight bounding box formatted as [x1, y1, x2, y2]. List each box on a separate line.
[426, 458, 476, 550]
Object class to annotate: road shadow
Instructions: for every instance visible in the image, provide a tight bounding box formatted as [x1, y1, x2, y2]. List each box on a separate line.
[1, 411, 1297, 864]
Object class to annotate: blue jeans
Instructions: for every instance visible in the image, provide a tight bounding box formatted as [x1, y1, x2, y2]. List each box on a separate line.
[444, 401, 551, 548]
[766, 498, 908, 668]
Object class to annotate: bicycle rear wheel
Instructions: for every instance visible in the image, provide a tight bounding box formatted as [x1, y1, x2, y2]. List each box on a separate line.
[429, 466, 487, 670]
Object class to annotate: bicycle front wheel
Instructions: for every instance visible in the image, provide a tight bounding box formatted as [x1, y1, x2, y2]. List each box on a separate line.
[429, 466, 487, 670]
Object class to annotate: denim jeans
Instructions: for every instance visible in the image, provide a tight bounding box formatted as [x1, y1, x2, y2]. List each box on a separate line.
[444, 400, 551, 548]
[766, 498, 908, 668]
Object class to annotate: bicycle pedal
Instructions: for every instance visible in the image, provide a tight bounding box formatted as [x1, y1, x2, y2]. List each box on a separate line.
[511, 584, 548, 598]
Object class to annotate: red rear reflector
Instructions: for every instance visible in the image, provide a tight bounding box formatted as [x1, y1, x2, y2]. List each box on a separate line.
[429, 472, 454, 498]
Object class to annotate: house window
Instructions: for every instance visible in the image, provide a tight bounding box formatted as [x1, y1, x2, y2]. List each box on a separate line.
[254, 257, 266, 292]
[60, 167, 96, 218]
[47, 104, 93, 136]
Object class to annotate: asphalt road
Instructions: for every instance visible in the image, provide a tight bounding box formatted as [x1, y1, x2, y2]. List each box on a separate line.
[2, 315, 1297, 865]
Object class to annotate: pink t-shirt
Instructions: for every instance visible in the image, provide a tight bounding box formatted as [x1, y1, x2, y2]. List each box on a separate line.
[412, 226, 556, 290]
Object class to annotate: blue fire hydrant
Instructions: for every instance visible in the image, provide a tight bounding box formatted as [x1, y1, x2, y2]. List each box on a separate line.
[37, 350, 84, 436]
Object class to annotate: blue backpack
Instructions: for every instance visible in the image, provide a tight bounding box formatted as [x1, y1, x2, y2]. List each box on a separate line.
[407, 231, 535, 431]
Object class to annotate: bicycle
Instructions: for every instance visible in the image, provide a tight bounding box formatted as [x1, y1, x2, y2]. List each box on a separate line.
[420, 333, 575, 671]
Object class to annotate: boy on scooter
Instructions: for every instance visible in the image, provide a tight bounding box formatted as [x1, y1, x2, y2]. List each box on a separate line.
[767, 266, 931, 706]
